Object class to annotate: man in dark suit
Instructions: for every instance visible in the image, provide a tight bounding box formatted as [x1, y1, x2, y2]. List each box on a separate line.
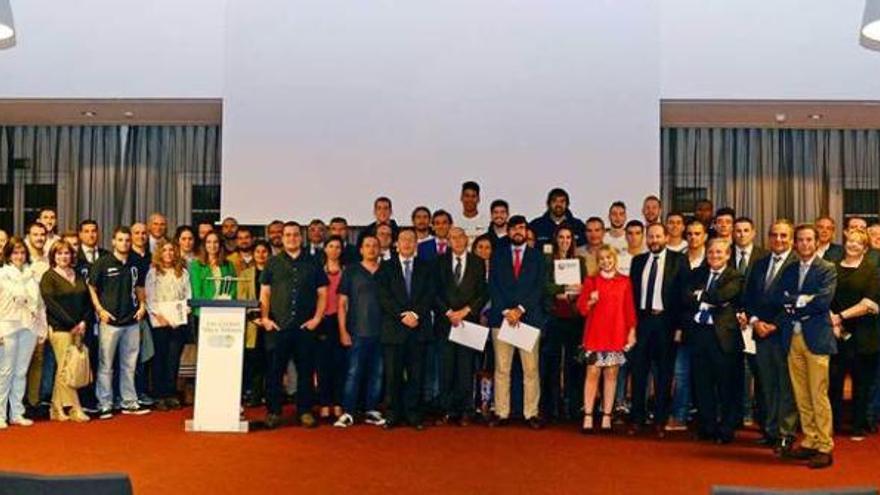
[75, 218, 110, 413]
[328, 217, 360, 265]
[740, 219, 799, 454]
[772, 223, 837, 469]
[377, 228, 434, 430]
[434, 227, 488, 426]
[357, 196, 400, 247]
[628, 222, 690, 437]
[684, 238, 744, 444]
[486, 199, 510, 249]
[487, 215, 546, 429]
[417, 210, 453, 261]
[731, 216, 769, 429]
[815, 216, 844, 263]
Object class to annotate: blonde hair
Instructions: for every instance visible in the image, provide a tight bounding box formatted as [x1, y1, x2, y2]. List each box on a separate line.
[844, 229, 870, 249]
[597, 244, 619, 271]
[152, 240, 185, 277]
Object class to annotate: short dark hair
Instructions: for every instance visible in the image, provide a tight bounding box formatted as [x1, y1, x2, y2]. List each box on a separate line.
[508, 215, 528, 228]
[308, 219, 325, 227]
[78, 219, 99, 232]
[283, 221, 301, 231]
[546, 188, 570, 207]
[432, 209, 453, 224]
[665, 212, 685, 222]
[411, 206, 431, 221]
[374, 196, 392, 209]
[625, 220, 645, 231]
[174, 225, 195, 242]
[253, 239, 272, 253]
[695, 198, 713, 207]
[794, 223, 819, 240]
[27, 222, 47, 235]
[585, 216, 605, 228]
[686, 219, 706, 230]
[462, 181, 480, 195]
[734, 216, 754, 227]
[610, 201, 626, 212]
[715, 207, 736, 220]
[643, 195, 661, 205]
[490, 199, 509, 212]
[329, 217, 347, 226]
[646, 222, 667, 235]
[358, 233, 379, 250]
[325, 235, 344, 247]
[112, 226, 131, 238]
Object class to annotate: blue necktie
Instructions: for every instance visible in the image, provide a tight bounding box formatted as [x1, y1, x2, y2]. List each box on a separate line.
[697, 272, 718, 324]
[403, 259, 413, 297]
[644, 254, 659, 310]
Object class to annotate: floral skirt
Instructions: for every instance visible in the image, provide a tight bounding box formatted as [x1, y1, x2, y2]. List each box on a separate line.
[589, 351, 626, 368]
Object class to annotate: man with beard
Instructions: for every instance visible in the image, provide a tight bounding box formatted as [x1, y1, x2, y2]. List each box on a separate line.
[642, 195, 662, 225]
[412, 206, 434, 244]
[486, 199, 510, 249]
[529, 188, 586, 253]
[221, 217, 240, 254]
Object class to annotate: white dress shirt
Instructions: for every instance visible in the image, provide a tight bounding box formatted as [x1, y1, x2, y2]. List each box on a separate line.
[451, 251, 468, 281]
[735, 244, 754, 272]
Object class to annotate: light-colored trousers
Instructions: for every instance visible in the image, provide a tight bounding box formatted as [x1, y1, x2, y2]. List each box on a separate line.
[492, 327, 540, 420]
[788, 332, 834, 453]
[0, 328, 38, 422]
[49, 329, 83, 411]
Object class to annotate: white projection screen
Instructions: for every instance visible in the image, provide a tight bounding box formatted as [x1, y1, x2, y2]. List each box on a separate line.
[222, 1, 660, 225]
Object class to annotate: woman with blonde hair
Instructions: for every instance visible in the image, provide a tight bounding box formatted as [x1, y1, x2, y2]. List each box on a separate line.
[577, 245, 636, 433]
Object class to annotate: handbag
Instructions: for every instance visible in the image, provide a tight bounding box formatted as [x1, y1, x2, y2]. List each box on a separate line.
[60, 333, 92, 389]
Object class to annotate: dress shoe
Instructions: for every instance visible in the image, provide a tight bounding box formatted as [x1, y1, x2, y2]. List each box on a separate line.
[655, 425, 668, 439]
[154, 399, 170, 412]
[435, 415, 452, 427]
[299, 412, 318, 428]
[527, 417, 544, 430]
[412, 422, 426, 431]
[265, 413, 283, 429]
[807, 452, 833, 469]
[459, 416, 472, 427]
[784, 447, 819, 460]
[755, 436, 777, 447]
[774, 436, 795, 456]
[627, 424, 645, 436]
[714, 434, 733, 445]
[488, 416, 508, 428]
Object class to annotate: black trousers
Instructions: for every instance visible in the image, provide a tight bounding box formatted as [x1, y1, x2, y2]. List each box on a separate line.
[830, 337, 879, 432]
[383, 335, 426, 425]
[150, 325, 186, 399]
[243, 328, 266, 401]
[630, 312, 676, 426]
[539, 316, 584, 420]
[265, 327, 317, 416]
[689, 324, 738, 440]
[440, 337, 476, 418]
[315, 315, 346, 407]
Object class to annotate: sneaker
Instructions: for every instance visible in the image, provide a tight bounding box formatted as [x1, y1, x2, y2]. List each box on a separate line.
[10, 417, 34, 427]
[364, 410, 387, 426]
[665, 419, 688, 432]
[98, 408, 114, 420]
[121, 405, 151, 416]
[138, 395, 155, 407]
[334, 413, 354, 428]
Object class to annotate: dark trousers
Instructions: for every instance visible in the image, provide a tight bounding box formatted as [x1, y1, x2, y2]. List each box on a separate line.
[440, 338, 476, 418]
[630, 313, 676, 426]
[265, 327, 317, 416]
[690, 324, 738, 440]
[754, 338, 798, 439]
[243, 330, 266, 401]
[733, 352, 765, 427]
[150, 326, 186, 399]
[383, 335, 426, 425]
[830, 338, 879, 432]
[315, 315, 346, 407]
[539, 316, 584, 420]
[78, 322, 101, 408]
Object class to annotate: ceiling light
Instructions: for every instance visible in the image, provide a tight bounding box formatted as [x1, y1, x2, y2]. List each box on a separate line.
[809, 113, 823, 120]
[0, 0, 15, 50]
[82, 111, 97, 117]
[861, 0, 880, 50]
[123, 111, 135, 118]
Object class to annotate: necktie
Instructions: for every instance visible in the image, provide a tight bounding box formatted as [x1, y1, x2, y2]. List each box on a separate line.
[737, 250, 747, 273]
[644, 254, 659, 310]
[764, 255, 782, 291]
[698, 272, 719, 324]
[403, 259, 413, 297]
[454, 256, 463, 285]
[438, 241, 447, 255]
[513, 248, 523, 279]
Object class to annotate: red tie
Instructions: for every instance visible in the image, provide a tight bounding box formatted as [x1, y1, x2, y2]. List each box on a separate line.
[438, 241, 447, 255]
[513, 248, 522, 279]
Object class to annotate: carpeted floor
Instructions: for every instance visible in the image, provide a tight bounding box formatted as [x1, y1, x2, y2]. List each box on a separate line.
[3, 407, 879, 494]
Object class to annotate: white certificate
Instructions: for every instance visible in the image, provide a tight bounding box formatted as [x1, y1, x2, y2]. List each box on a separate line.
[497, 320, 541, 352]
[156, 300, 188, 327]
[554, 259, 581, 285]
[449, 321, 490, 351]
[741, 324, 757, 355]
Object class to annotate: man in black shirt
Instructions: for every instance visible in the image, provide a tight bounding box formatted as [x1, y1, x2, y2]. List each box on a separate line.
[87, 226, 149, 419]
[260, 221, 329, 429]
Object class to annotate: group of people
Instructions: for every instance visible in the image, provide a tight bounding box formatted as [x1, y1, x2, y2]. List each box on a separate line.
[2, 182, 879, 471]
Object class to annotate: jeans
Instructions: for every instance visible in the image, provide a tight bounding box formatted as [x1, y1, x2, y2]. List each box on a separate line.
[0, 329, 37, 422]
[97, 322, 141, 410]
[151, 325, 186, 399]
[40, 341, 56, 402]
[341, 334, 382, 414]
[670, 344, 692, 422]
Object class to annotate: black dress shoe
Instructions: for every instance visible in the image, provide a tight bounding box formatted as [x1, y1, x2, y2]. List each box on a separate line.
[784, 447, 819, 460]
[488, 416, 508, 428]
[715, 434, 733, 445]
[774, 436, 795, 456]
[655, 425, 667, 439]
[627, 424, 644, 436]
[808, 452, 833, 469]
[527, 417, 544, 430]
[265, 413, 283, 429]
[413, 423, 426, 431]
[459, 416, 472, 427]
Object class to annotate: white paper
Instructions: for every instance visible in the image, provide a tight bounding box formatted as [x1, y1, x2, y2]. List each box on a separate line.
[449, 321, 490, 351]
[741, 324, 756, 355]
[156, 300, 188, 327]
[554, 259, 581, 285]
[498, 320, 541, 352]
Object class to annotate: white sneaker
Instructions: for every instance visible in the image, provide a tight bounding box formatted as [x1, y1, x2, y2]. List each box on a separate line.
[364, 410, 386, 426]
[334, 413, 354, 428]
[121, 406, 151, 416]
[10, 417, 34, 427]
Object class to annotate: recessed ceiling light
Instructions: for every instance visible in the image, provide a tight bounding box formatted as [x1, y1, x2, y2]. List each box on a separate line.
[809, 113, 823, 120]
[774, 113, 787, 122]
[81, 111, 97, 117]
[123, 111, 135, 118]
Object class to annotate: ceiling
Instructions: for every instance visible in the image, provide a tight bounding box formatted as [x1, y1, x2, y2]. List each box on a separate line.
[0, 98, 222, 125]
[661, 99, 880, 129]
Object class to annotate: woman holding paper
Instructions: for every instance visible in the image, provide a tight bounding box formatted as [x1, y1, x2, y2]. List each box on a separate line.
[39, 240, 93, 422]
[542, 225, 587, 421]
[577, 245, 636, 433]
[146, 240, 192, 410]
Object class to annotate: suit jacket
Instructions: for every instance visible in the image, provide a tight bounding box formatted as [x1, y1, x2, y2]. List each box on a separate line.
[417, 237, 448, 262]
[771, 256, 838, 355]
[488, 244, 547, 328]
[76, 246, 109, 279]
[683, 265, 744, 353]
[377, 255, 434, 345]
[822, 243, 844, 264]
[728, 245, 769, 281]
[742, 250, 798, 345]
[433, 252, 488, 338]
[629, 248, 690, 331]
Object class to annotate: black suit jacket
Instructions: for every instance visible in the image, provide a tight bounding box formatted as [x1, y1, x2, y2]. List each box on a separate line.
[684, 265, 744, 353]
[741, 250, 797, 344]
[377, 255, 434, 345]
[76, 246, 109, 279]
[728, 245, 769, 280]
[487, 245, 547, 328]
[629, 248, 690, 331]
[433, 252, 488, 338]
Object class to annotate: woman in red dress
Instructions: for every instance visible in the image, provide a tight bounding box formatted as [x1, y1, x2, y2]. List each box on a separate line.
[577, 245, 636, 433]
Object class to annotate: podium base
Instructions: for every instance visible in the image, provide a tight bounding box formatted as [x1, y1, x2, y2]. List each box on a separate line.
[185, 419, 249, 433]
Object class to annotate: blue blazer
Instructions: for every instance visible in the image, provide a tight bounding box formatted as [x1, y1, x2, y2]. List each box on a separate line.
[741, 251, 797, 346]
[771, 256, 838, 355]
[488, 245, 546, 329]
[417, 238, 444, 262]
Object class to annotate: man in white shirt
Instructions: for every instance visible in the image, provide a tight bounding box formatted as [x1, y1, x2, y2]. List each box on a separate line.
[458, 181, 486, 246]
[666, 212, 688, 253]
[617, 220, 646, 276]
[604, 201, 628, 255]
[147, 212, 168, 253]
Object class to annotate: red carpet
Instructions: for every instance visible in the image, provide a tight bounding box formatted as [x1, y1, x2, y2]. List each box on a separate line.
[3, 407, 879, 494]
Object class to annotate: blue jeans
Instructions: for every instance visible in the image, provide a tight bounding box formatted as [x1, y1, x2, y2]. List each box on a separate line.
[0, 329, 37, 422]
[342, 335, 383, 414]
[671, 344, 692, 422]
[97, 322, 140, 410]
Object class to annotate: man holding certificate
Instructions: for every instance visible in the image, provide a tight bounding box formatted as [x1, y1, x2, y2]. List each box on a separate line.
[487, 215, 547, 429]
[433, 227, 488, 426]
